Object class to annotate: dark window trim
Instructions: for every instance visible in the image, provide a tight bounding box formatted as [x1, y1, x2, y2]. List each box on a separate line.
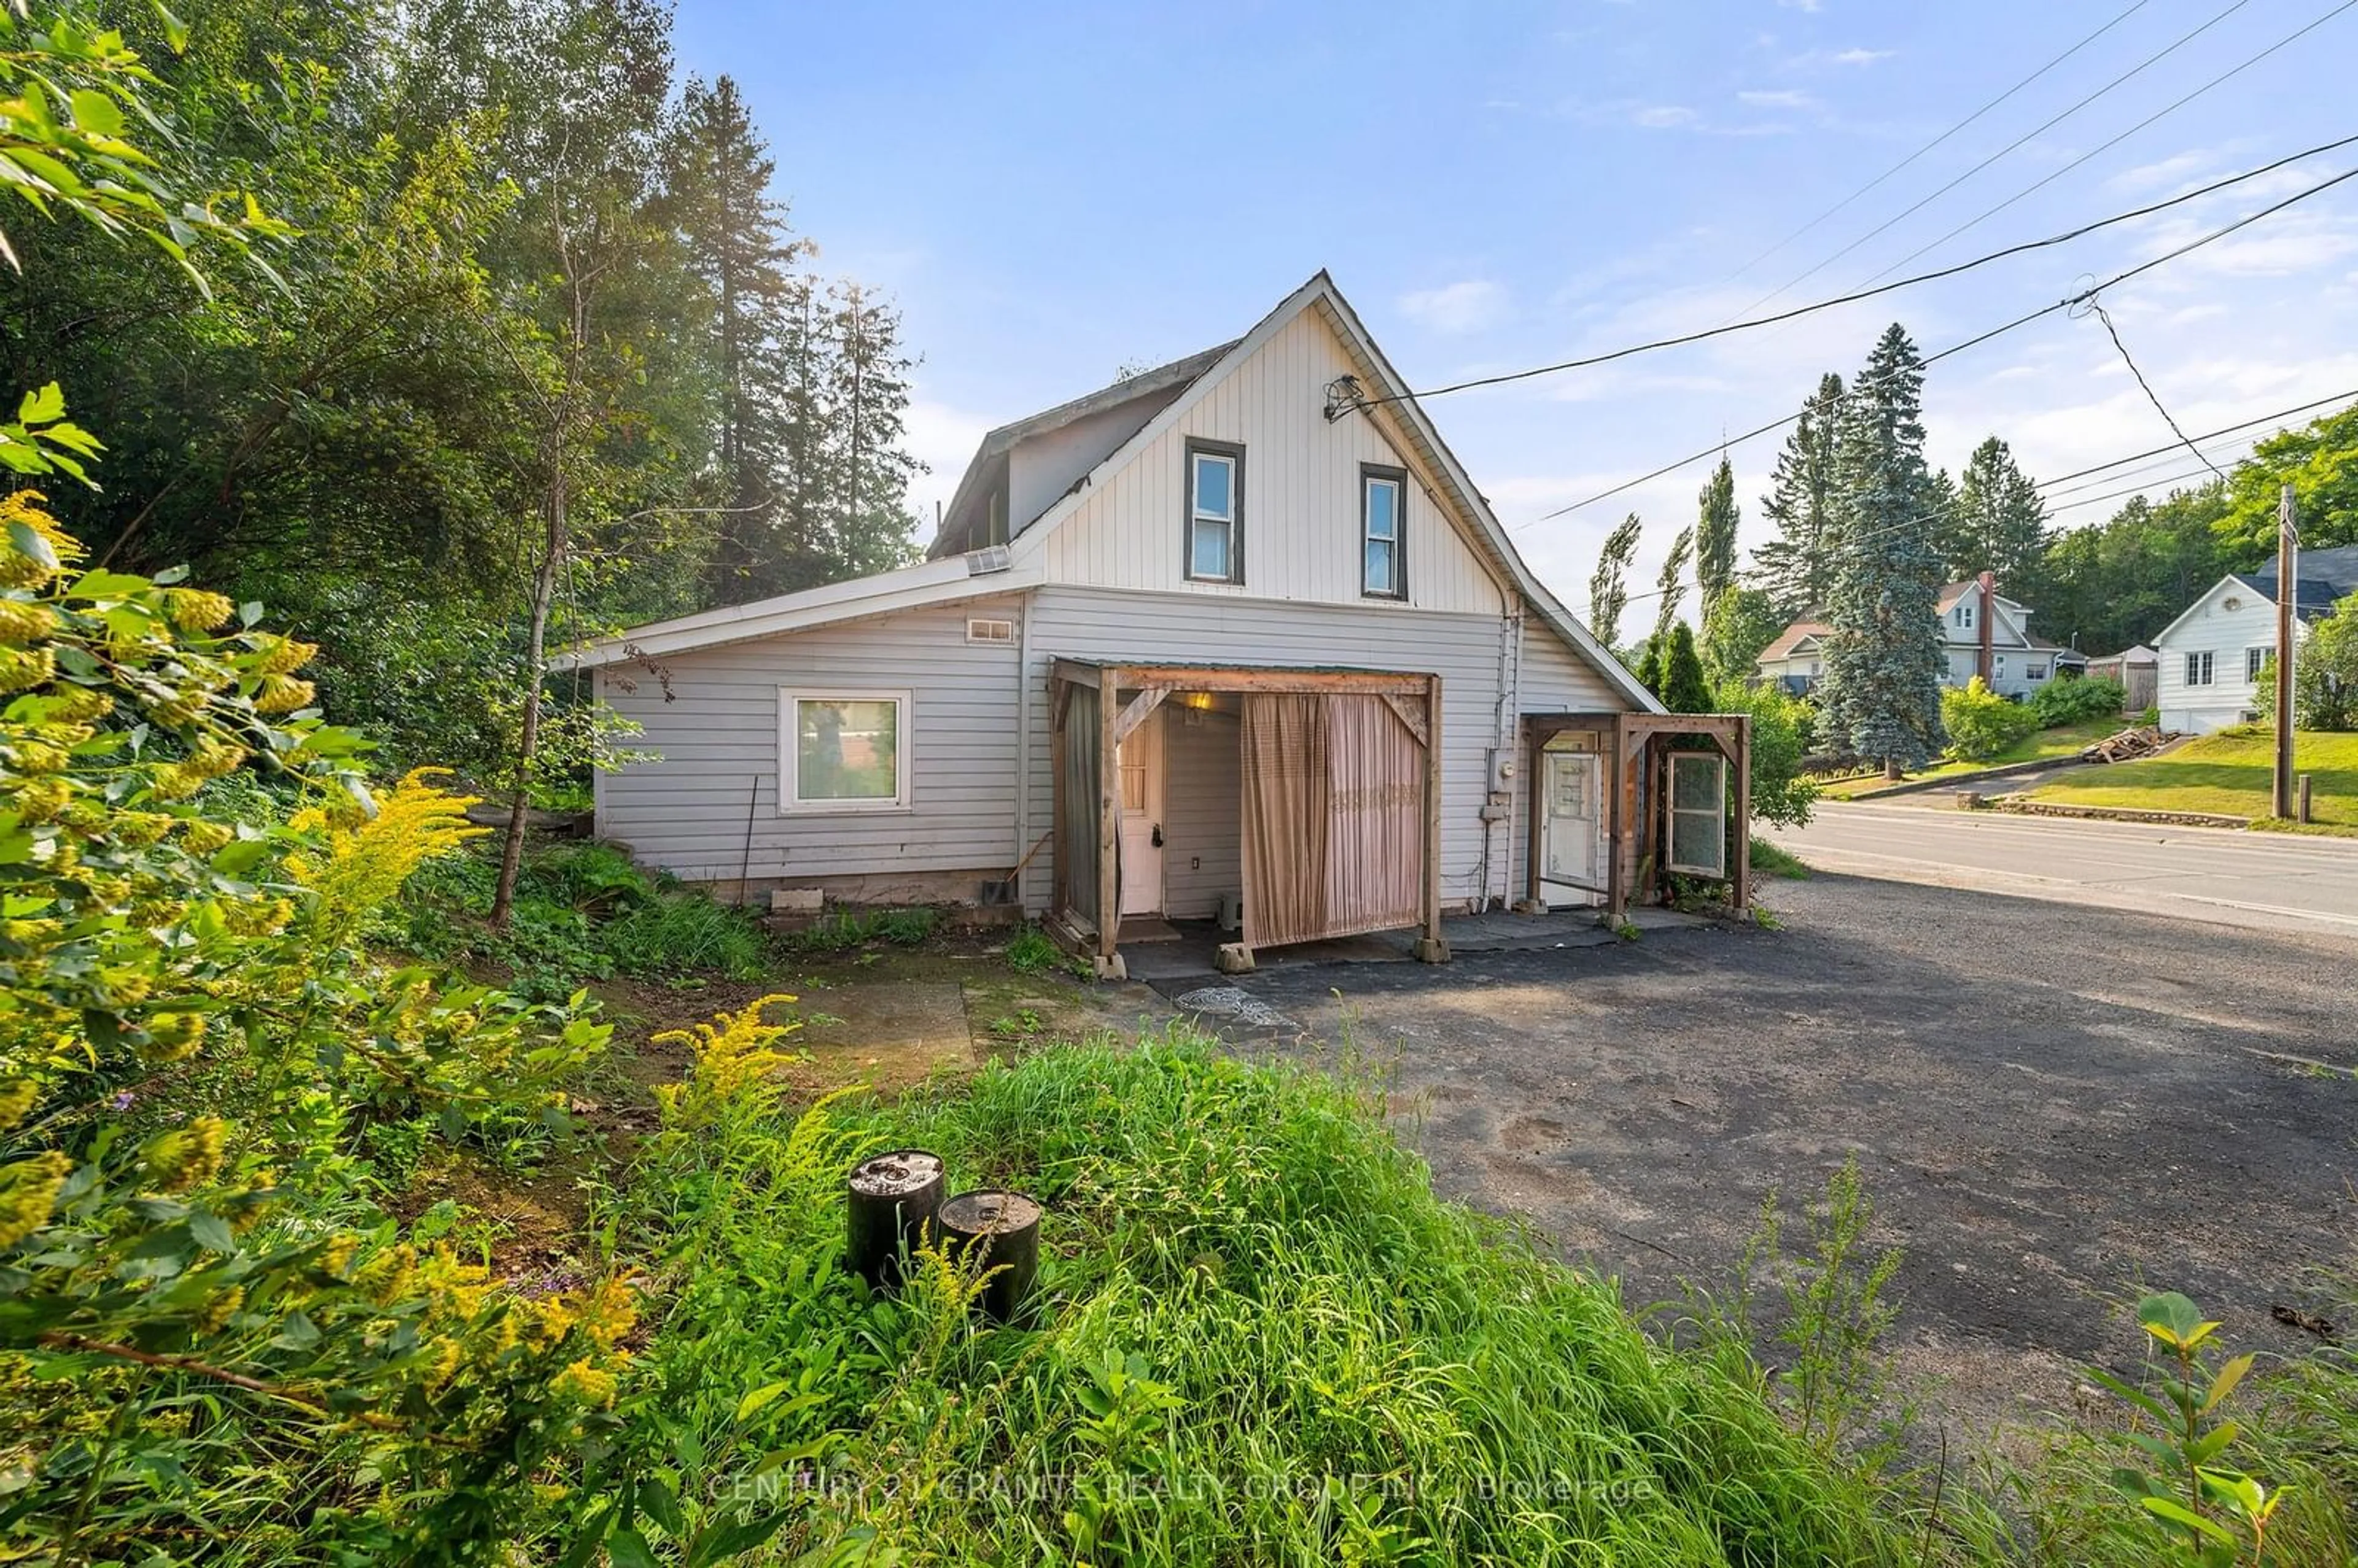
[1360, 463, 1408, 600]
[1183, 438, 1245, 584]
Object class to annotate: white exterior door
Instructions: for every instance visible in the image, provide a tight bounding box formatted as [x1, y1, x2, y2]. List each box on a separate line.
[1118, 707, 1164, 916]
[1539, 749, 1602, 902]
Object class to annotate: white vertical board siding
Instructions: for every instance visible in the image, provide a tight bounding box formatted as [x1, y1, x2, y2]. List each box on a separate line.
[1161, 708, 1241, 919]
[1508, 619, 1632, 899]
[2156, 580, 2285, 732]
[1041, 311, 1509, 616]
[1019, 587, 1516, 914]
[597, 595, 1026, 885]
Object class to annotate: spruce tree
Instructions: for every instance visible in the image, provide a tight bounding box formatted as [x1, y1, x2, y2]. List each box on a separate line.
[671, 74, 811, 602]
[1660, 622, 1713, 714]
[1817, 324, 1945, 777]
[1588, 511, 1641, 648]
[1945, 436, 2049, 592]
[1695, 456, 1739, 605]
[1633, 636, 1663, 699]
[820, 279, 924, 580]
[1753, 373, 1844, 614]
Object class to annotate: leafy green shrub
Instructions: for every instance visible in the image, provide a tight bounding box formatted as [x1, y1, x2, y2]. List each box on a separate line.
[2028, 675, 2128, 728]
[1941, 676, 2040, 761]
[0, 506, 631, 1562]
[576, 1013, 1908, 1565]
[2139, 705, 2162, 728]
[1714, 676, 1821, 828]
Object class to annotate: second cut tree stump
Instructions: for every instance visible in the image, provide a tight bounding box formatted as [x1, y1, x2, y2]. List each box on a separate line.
[938, 1189, 1043, 1325]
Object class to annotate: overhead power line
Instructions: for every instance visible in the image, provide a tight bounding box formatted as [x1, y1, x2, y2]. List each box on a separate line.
[1864, 0, 2358, 283]
[1736, 0, 2257, 314]
[1369, 132, 2358, 409]
[1713, 0, 2158, 296]
[2085, 301, 2229, 482]
[1508, 160, 2358, 527]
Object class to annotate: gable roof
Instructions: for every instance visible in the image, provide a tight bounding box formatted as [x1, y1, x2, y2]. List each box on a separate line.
[569, 273, 1660, 712]
[2232, 543, 2358, 619]
[1757, 619, 1831, 663]
[922, 340, 1240, 558]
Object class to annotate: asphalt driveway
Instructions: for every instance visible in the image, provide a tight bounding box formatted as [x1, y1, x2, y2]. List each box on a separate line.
[1159, 875, 2358, 1432]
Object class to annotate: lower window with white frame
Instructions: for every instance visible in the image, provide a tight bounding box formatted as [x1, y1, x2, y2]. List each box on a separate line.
[781, 690, 909, 811]
[1665, 750, 1727, 877]
[2186, 651, 2215, 687]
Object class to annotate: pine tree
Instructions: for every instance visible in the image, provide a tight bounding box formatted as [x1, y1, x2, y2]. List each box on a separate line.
[1588, 511, 1641, 648]
[820, 279, 923, 580]
[671, 74, 812, 602]
[1753, 373, 1844, 614]
[1695, 455, 1739, 605]
[1945, 435, 2049, 591]
[1652, 525, 1693, 651]
[1817, 324, 1945, 777]
[1660, 621, 1713, 713]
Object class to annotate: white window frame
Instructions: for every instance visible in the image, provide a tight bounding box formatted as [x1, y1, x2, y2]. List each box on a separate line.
[1665, 751, 1727, 877]
[1361, 465, 1406, 599]
[1184, 440, 1242, 584]
[2245, 645, 2268, 681]
[779, 689, 911, 814]
[2186, 651, 2215, 687]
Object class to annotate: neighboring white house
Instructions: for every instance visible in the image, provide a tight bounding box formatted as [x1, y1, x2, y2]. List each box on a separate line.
[2150, 545, 2358, 734]
[568, 273, 1721, 975]
[1756, 578, 2082, 699]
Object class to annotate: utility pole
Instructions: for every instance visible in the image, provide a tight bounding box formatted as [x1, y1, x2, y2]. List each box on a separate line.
[2273, 483, 2297, 820]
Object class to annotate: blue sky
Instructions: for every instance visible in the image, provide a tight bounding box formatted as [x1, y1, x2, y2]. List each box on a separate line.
[675, 0, 2358, 632]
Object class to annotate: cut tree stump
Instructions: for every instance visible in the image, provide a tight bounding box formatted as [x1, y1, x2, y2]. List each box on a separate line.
[846, 1149, 945, 1292]
[938, 1189, 1043, 1325]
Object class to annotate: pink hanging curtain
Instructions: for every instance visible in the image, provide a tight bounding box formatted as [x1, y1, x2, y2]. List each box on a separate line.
[1239, 693, 1329, 948]
[1323, 694, 1424, 935]
[1240, 691, 1425, 947]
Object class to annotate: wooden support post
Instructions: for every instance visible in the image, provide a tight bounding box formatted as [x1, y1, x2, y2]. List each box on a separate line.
[1414, 674, 1449, 963]
[2274, 483, 2297, 820]
[1049, 679, 1068, 922]
[1732, 714, 1753, 914]
[2299, 772, 2314, 824]
[1606, 716, 1627, 923]
[1096, 667, 1123, 977]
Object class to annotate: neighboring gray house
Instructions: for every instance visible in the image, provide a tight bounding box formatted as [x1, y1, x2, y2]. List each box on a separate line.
[1757, 575, 2083, 698]
[2150, 545, 2357, 734]
[570, 273, 1737, 975]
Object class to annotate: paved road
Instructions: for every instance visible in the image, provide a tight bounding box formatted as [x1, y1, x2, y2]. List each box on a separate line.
[1168, 879, 2358, 1435]
[1767, 802, 2358, 939]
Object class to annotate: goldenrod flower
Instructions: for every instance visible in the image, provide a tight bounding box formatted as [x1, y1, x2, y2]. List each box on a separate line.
[0, 1079, 37, 1132]
[142, 1116, 227, 1195]
[0, 1151, 72, 1249]
[163, 589, 236, 632]
[550, 1358, 618, 1408]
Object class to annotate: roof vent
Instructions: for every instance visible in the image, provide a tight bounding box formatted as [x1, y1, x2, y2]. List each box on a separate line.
[965, 544, 1012, 576]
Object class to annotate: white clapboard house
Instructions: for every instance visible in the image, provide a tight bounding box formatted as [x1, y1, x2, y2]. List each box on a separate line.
[2150, 545, 2357, 734]
[570, 273, 1753, 975]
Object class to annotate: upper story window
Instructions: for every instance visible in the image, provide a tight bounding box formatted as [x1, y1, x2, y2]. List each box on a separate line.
[1361, 465, 1406, 599]
[1955, 603, 1974, 629]
[1185, 440, 1243, 583]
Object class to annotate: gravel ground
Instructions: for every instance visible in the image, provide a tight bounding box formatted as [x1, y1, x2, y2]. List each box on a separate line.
[1158, 874, 2358, 1435]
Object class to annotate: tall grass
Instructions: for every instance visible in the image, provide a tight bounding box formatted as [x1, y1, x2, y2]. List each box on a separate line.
[624, 1024, 1909, 1564]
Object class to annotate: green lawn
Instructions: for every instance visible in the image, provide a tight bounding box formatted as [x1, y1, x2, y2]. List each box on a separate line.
[2026, 729, 2358, 826]
[1819, 716, 2125, 798]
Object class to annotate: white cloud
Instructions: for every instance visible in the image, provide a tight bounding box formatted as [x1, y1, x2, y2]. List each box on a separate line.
[1778, 0, 1823, 10]
[1632, 104, 1700, 129]
[1738, 88, 1817, 109]
[1831, 47, 1892, 65]
[1398, 279, 1510, 334]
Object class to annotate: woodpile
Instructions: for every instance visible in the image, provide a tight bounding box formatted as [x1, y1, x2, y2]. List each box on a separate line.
[2079, 725, 2179, 764]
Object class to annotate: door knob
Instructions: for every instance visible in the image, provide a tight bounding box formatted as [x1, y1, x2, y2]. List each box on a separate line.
[1151, 824, 1164, 848]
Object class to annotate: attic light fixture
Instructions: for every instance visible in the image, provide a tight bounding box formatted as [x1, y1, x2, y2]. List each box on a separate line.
[1322, 374, 1366, 422]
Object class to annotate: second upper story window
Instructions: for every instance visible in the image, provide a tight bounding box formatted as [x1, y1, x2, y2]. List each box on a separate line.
[1185, 440, 1243, 583]
[1362, 465, 1405, 599]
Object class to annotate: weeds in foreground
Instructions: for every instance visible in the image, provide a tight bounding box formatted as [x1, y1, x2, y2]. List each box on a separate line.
[590, 1019, 1908, 1566]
